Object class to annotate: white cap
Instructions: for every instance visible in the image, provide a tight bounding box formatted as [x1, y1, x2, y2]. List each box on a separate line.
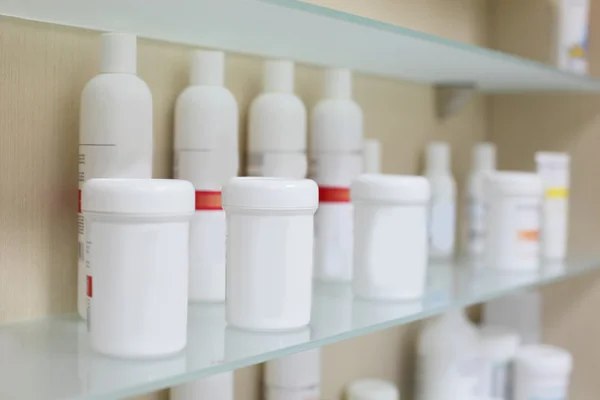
[324, 68, 352, 98]
[425, 141, 451, 173]
[535, 151, 571, 167]
[264, 349, 321, 389]
[485, 171, 543, 197]
[100, 32, 137, 74]
[351, 174, 430, 204]
[473, 142, 496, 172]
[190, 50, 225, 86]
[171, 372, 234, 400]
[263, 59, 295, 93]
[347, 379, 399, 400]
[515, 345, 573, 375]
[222, 177, 318, 210]
[364, 139, 382, 174]
[480, 326, 521, 360]
[82, 179, 195, 216]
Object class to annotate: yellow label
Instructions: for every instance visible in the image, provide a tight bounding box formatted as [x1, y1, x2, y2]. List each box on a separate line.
[546, 187, 568, 199]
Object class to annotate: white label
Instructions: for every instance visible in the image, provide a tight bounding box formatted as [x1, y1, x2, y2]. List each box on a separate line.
[247, 151, 307, 178]
[468, 197, 486, 254]
[516, 200, 541, 260]
[416, 355, 483, 400]
[429, 202, 456, 253]
[78, 144, 118, 317]
[310, 151, 362, 186]
[485, 360, 511, 400]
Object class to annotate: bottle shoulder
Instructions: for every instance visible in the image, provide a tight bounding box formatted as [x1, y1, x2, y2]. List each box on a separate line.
[249, 92, 307, 115]
[176, 85, 238, 109]
[82, 73, 151, 98]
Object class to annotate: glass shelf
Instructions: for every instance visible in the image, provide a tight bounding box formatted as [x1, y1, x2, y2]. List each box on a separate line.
[1, 0, 600, 92]
[0, 257, 598, 400]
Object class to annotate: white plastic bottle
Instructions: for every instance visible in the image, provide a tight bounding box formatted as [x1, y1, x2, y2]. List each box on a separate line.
[171, 372, 234, 400]
[416, 309, 483, 400]
[78, 32, 153, 319]
[247, 59, 307, 178]
[310, 68, 363, 281]
[174, 50, 239, 302]
[424, 142, 456, 261]
[466, 142, 496, 258]
[264, 349, 321, 400]
[557, 0, 590, 74]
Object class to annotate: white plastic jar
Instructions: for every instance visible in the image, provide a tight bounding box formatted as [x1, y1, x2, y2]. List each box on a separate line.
[347, 379, 400, 400]
[485, 172, 543, 271]
[82, 179, 194, 358]
[480, 326, 521, 400]
[222, 177, 318, 331]
[351, 174, 430, 300]
[513, 345, 573, 400]
[264, 349, 321, 400]
[171, 372, 234, 400]
[535, 152, 571, 261]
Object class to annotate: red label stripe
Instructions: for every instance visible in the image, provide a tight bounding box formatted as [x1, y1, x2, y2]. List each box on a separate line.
[319, 186, 350, 203]
[78, 189, 82, 213]
[195, 191, 222, 210]
[87, 275, 92, 298]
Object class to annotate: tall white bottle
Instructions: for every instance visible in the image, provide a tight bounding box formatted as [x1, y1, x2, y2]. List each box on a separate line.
[78, 33, 153, 319]
[310, 68, 363, 281]
[416, 309, 483, 400]
[174, 50, 239, 302]
[425, 142, 456, 261]
[247, 59, 307, 178]
[170, 372, 234, 400]
[466, 142, 496, 258]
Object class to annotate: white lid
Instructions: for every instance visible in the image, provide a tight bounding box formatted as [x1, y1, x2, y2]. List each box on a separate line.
[263, 59, 295, 93]
[222, 177, 318, 210]
[264, 349, 321, 389]
[100, 32, 137, 74]
[473, 142, 496, 172]
[515, 345, 573, 375]
[480, 326, 521, 360]
[324, 68, 352, 98]
[82, 179, 195, 216]
[190, 50, 225, 86]
[535, 151, 571, 166]
[171, 372, 233, 400]
[485, 171, 543, 196]
[347, 379, 399, 400]
[351, 174, 430, 204]
[364, 139, 382, 174]
[425, 141, 450, 173]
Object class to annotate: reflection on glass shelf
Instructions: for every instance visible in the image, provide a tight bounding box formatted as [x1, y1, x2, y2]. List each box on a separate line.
[0, 257, 598, 400]
[1, 0, 600, 91]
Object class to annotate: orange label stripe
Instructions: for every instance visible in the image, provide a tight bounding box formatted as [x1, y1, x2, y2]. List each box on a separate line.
[518, 230, 539, 241]
[319, 186, 350, 203]
[195, 191, 222, 211]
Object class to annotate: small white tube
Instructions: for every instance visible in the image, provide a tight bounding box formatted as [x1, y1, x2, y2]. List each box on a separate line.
[170, 372, 234, 400]
[535, 152, 570, 261]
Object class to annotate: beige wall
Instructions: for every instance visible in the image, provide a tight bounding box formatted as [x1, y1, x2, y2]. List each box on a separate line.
[18, 1, 600, 400]
[489, 1, 600, 399]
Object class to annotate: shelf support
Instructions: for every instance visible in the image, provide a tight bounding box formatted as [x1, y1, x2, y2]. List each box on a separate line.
[435, 84, 476, 119]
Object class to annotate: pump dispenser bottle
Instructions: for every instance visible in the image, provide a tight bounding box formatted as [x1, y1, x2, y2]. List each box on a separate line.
[310, 68, 363, 281]
[425, 142, 456, 261]
[78, 32, 153, 319]
[174, 50, 238, 302]
[247, 59, 307, 178]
